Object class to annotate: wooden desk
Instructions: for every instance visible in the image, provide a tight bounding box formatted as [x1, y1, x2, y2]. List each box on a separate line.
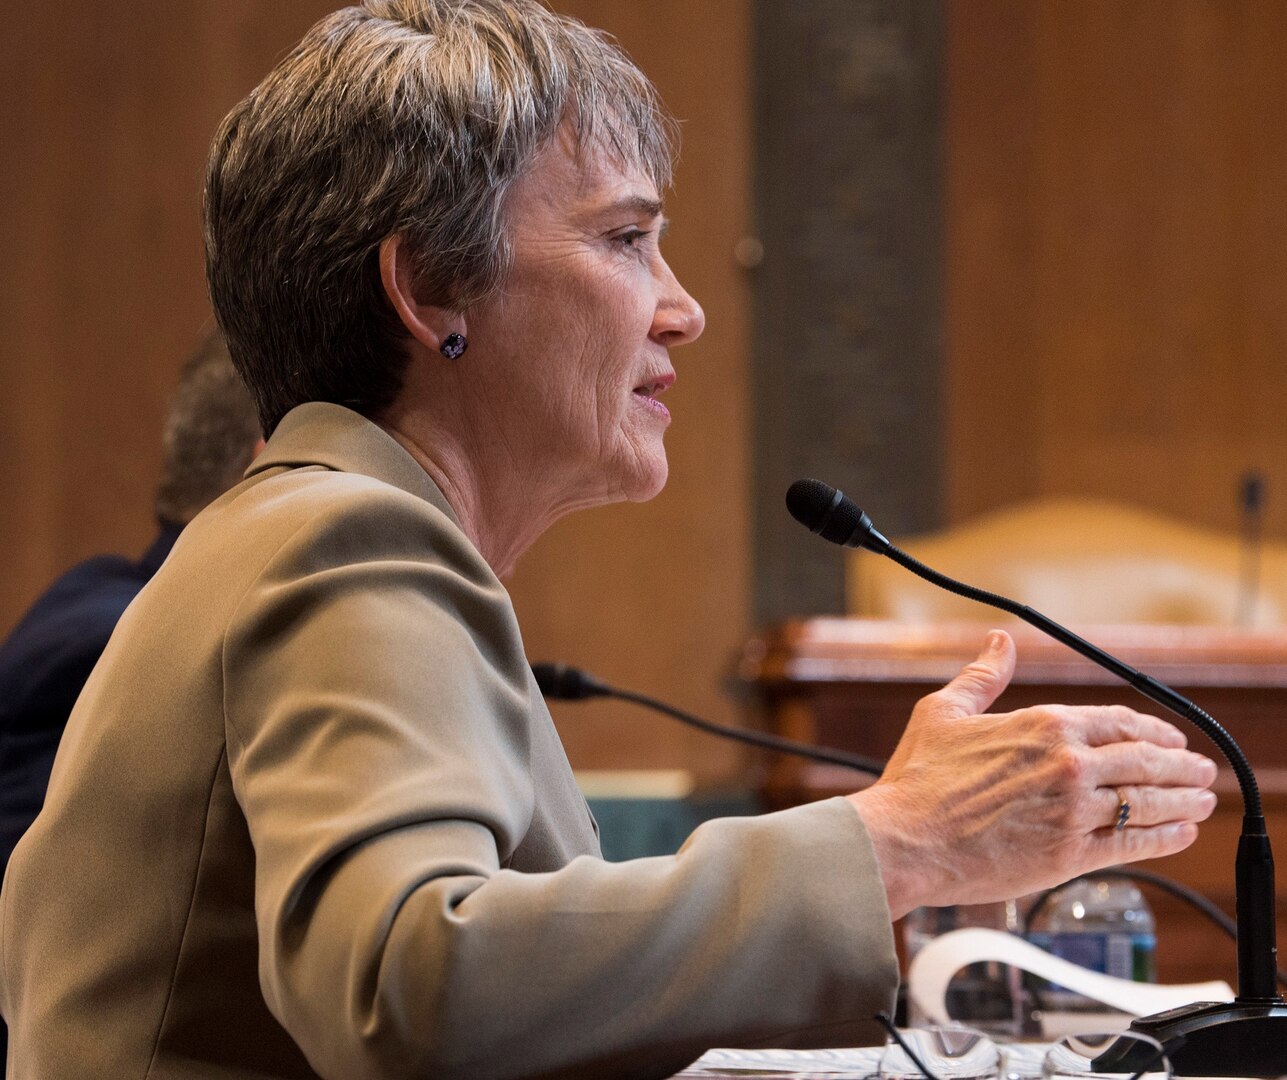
[739, 618, 1287, 988]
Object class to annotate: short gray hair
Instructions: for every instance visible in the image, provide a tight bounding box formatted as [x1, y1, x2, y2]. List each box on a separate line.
[154, 330, 261, 525]
[205, 0, 678, 435]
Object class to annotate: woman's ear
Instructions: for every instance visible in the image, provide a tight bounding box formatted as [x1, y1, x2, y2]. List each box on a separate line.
[378, 234, 466, 353]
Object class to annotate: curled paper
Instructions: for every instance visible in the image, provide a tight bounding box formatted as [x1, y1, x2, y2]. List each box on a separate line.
[907, 928, 1232, 1027]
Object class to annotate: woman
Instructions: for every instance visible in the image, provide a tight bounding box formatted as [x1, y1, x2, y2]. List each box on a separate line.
[0, 2, 1217, 1078]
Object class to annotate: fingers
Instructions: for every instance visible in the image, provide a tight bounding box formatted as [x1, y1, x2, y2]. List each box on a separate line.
[924, 630, 1016, 719]
[1098, 784, 1218, 829]
[1086, 740, 1218, 789]
[1061, 704, 1190, 749]
[869, 641, 1223, 909]
[1085, 820, 1202, 866]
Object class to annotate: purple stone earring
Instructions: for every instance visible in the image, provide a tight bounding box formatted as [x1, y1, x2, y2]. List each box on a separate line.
[440, 333, 468, 359]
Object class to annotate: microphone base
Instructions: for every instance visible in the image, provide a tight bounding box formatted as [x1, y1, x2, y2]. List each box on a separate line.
[1127, 998, 1287, 1076]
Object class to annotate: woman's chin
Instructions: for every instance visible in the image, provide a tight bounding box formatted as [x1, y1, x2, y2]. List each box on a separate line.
[622, 455, 669, 503]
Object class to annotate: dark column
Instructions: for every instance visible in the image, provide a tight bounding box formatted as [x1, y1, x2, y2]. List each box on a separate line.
[751, 0, 945, 624]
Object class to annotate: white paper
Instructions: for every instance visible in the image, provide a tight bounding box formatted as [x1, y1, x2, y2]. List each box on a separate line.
[907, 927, 1233, 1026]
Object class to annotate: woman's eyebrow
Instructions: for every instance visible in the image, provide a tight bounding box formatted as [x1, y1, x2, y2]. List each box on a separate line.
[594, 194, 666, 222]
[578, 194, 669, 238]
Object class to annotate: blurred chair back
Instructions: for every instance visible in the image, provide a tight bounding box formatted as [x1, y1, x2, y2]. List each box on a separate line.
[848, 497, 1287, 627]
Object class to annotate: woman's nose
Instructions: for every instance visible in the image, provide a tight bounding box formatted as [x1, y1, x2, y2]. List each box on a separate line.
[651, 268, 705, 348]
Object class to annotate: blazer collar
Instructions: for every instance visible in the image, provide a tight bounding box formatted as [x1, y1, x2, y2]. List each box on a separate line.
[246, 403, 462, 527]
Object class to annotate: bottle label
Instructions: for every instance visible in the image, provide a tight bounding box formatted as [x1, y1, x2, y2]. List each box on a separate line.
[1027, 931, 1156, 988]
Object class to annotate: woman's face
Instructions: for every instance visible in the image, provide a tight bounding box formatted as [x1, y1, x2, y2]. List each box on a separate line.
[461, 128, 705, 509]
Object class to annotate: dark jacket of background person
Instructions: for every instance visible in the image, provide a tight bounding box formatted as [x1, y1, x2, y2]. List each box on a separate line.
[0, 522, 182, 870]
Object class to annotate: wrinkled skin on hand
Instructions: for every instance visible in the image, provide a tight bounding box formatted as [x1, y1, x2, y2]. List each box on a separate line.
[848, 630, 1219, 920]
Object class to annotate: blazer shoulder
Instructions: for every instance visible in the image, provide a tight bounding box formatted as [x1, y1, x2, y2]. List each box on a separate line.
[244, 467, 492, 587]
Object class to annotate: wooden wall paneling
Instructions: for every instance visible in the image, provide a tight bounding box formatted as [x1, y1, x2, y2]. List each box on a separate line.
[0, 1, 338, 639]
[0, 8, 63, 631]
[942, 0, 1043, 521]
[946, 1, 1287, 542]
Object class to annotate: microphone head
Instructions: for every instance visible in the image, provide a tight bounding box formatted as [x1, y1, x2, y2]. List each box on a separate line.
[785, 479, 888, 552]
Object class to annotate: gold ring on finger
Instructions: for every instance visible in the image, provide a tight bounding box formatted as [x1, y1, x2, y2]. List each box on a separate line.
[1114, 787, 1131, 831]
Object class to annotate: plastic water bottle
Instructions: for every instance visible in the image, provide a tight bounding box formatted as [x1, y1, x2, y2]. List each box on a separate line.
[1026, 878, 1156, 1012]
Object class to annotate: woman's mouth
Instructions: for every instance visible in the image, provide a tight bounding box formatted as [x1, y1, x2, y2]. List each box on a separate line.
[632, 374, 674, 419]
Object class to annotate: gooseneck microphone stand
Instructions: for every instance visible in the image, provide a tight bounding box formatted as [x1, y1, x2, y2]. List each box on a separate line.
[786, 478, 1287, 1076]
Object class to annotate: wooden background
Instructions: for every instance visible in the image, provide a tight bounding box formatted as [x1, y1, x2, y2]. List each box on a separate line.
[2, 1, 1284, 786]
[946, 0, 1287, 539]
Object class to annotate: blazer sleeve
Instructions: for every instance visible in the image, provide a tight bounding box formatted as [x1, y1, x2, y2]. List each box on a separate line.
[222, 488, 899, 1080]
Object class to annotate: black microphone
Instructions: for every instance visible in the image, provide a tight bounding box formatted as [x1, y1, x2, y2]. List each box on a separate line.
[531, 662, 885, 776]
[785, 477, 891, 553]
[787, 478, 1287, 1076]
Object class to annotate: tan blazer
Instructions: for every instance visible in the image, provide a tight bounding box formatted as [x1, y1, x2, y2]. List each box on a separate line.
[1, 404, 897, 1080]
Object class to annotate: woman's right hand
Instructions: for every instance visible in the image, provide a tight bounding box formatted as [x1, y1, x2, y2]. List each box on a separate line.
[846, 630, 1218, 919]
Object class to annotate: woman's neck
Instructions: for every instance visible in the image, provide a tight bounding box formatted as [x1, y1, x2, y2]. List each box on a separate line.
[376, 412, 604, 580]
